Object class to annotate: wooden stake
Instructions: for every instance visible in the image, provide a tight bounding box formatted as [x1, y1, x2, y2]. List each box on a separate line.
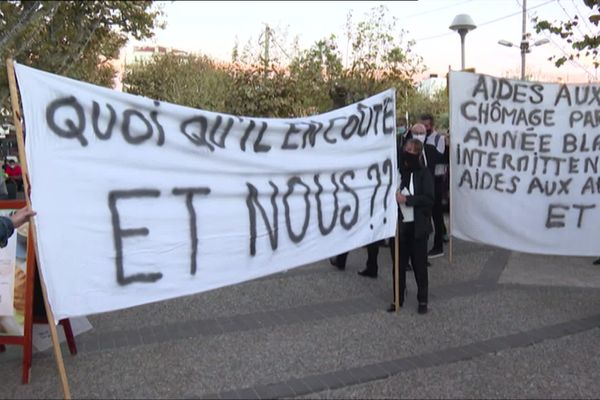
[447, 73, 454, 265]
[6, 59, 72, 400]
[448, 132, 454, 265]
[394, 222, 400, 312]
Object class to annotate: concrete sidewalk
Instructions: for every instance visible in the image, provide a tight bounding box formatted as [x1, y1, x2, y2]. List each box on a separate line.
[1, 238, 599, 399]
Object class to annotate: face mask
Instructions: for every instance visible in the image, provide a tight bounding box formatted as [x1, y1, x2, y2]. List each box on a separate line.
[413, 134, 426, 143]
[397, 127, 406, 135]
[402, 152, 421, 172]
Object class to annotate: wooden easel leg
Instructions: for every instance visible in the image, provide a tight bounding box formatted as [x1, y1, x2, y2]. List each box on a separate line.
[21, 343, 31, 384]
[60, 320, 78, 355]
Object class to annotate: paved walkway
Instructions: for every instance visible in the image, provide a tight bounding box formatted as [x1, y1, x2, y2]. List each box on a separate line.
[1, 238, 599, 399]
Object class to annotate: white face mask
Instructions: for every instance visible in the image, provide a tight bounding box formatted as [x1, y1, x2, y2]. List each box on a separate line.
[413, 134, 426, 143]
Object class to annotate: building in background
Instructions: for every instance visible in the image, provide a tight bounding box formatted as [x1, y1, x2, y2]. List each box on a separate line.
[417, 73, 447, 98]
[129, 44, 188, 64]
[112, 44, 190, 91]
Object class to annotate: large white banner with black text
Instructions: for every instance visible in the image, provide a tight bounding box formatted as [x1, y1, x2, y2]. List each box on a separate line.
[450, 71, 599, 256]
[15, 63, 397, 321]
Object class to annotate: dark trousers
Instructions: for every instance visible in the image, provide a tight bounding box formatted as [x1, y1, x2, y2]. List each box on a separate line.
[336, 241, 381, 272]
[5, 180, 17, 200]
[432, 175, 447, 250]
[390, 223, 429, 304]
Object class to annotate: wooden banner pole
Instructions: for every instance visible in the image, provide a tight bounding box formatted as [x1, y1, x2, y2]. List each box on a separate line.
[447, 72, 454, 265]
[6, 58, 72, 400]
[448, 133, 453, 265]
[394, 222, 400, 312]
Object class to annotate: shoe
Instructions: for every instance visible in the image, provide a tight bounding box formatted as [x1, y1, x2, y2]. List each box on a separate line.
[417, 302, 428, 314]
[357, 269, 377, 278]
[329, 257, 344, 270]
[428, 248, 444, 258]
[386, 302, 403, 312]
[594, 258, 600, 265]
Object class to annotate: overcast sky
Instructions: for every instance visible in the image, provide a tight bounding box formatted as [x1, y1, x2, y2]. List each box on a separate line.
[130, 0, 598, 83]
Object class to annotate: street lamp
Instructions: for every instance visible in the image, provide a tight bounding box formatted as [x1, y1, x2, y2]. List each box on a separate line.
[498, 0, 549, 80]
[498, 39, 551, 48]
[498, 37, 550, 80]
[449, 14, 477, 70]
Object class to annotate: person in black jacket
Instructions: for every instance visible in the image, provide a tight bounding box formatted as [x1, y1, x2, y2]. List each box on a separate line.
[388, 138, 434, 314]
[401, 123, 438, 269]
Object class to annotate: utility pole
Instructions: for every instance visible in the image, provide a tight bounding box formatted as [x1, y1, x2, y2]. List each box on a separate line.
[263, 24, 270, 73]
[499, 0, 548, 80]
[520, 0, 528, 80]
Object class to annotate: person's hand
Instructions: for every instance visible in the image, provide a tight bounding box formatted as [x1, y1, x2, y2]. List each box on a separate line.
[396, 192, 407, 204]
[10, 205, 36, 228]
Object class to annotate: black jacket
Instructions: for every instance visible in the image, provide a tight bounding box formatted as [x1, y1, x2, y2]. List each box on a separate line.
[399, 167, 434, 239]
[0, 216, 14, 248]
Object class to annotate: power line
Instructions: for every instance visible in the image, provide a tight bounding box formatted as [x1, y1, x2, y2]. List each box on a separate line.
[396, 0, 475, 21]
[556, 0, 589, 40]
[479, 0, 554, 28]
[515, 0, 522, 10]
[571, 0, 596, 36]
[537, 0, 597, 80]
[270, 35, 292, 61]
[339, 0, 477, 47]
[524, 0, 596, 80]
[543, 31, 596, 80]
[415, 0, 555, 42]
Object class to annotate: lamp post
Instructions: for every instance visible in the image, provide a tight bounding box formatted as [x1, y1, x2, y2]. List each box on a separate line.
[449, 14, 477, 70]
[498, 0, 549, 80]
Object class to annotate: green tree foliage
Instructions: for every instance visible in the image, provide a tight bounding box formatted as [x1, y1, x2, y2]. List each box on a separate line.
[0, 1, 163, 106]
[341, 5, 423, 105]
[124, 53, 232, 112]
[288, 36, 344, 113]
[534, 0, 600, 68]
[124, 5, 442, 123]
[405, 88, 449, 131]
[225, 65, 305, 117]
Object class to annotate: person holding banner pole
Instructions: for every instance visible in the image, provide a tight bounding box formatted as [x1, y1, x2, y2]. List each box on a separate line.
[403, 122, 438, 269]
[0, 205, 36, 248]
[419, 114, 447, 259]
[388, 138, 434, 314]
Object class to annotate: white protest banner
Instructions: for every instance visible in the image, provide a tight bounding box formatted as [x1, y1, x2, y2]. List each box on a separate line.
[15, 63, 397, 321]
[450, 71, 600, 256]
